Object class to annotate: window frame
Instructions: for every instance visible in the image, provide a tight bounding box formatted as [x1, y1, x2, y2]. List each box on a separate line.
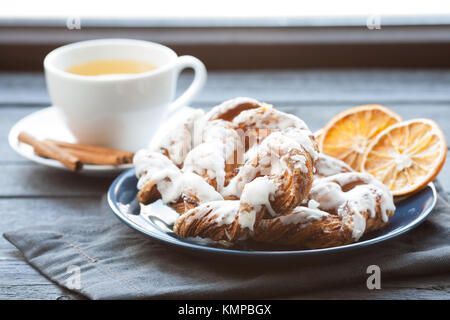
[2, 16, 450, 70]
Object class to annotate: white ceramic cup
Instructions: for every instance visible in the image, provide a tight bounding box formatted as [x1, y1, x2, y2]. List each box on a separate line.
[44, 39, 207, 151]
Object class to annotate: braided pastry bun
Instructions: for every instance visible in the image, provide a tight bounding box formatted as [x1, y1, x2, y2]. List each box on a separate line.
[174, 131, 316, 242]
[134, 97, 395, 250]
[252, 172, 395, 248]
[174, 171, 395, 249]
[149, 107, 205, 167]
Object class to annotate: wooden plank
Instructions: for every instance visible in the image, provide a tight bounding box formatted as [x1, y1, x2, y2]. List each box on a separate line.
[0, 165, 113, 197]
[0, 106, 51, 162]
[4, 70, 450, 105]
[0, 106, 38, 162]
[283, 274, 450, 299]
[0, 283, 73, 300]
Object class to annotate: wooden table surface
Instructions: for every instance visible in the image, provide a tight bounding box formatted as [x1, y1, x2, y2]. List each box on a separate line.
[0, 70, 449, 299]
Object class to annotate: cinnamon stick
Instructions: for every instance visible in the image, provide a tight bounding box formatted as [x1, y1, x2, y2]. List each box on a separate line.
[56, 148, 124, 166]
[18, 132, 83, 172]
[45, 139, 134, 164]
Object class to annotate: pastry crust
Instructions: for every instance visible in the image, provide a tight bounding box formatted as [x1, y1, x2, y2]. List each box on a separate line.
[228, 133, 315, 240]
[174, 172, 395, 249]
[134, 151, 182, 204]
[138, 181, 161, 205]
[173, 201, 239, 241]
[252, 206, 354, 249]
[205, 97, 266, 121]
[252, 172, 395, 248]
[173, 131, 316, 242]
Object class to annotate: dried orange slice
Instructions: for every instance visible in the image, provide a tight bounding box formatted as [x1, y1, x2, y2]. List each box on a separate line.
[320, 105, 402, 170]
[362, 119, 447, 196]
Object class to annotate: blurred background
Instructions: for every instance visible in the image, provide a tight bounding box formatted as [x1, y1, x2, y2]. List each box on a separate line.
[1, 0, 450, 70]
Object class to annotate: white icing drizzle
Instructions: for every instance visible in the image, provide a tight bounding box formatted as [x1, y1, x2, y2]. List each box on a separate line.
[222, 131, 311, 198]
[283, 127, 319, 161]
[181, 120, 245, 193]
[181, 172, 224, 203]
[221, 161, 259, 198]
[232, 106, 318, 161]
[291, 154, 308, 173]
[149, 107, 205, 166]
[134, 150, 222, 204]
[314, 153, 353, 177]
[134, 150, 182, 203]
[308, 199, 320, 209]
[261, 132, 301, 175]
[134, 149, 180, 181]
[233, 105, 309, 132]
[202, 120, 244, 166]
[279, 206, 329, 226]
[244, 145, 258, 162]
[184, 200, 239, 227]
[309, 172, 395, 240]
[183, 143, 226, 191]
[238, 176, 277, 230]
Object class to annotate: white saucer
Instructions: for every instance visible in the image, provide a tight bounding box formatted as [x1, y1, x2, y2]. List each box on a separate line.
[8, 106, 133, 175]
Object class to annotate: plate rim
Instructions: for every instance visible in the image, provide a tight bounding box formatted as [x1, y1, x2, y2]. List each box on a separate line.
[108, 168, 437, 257]
[8, 106, 133, 172]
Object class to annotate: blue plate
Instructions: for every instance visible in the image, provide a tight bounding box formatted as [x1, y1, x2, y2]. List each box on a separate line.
[108, 169, 437, 259]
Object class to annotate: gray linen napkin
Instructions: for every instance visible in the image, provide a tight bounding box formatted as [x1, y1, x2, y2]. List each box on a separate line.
[4, 187, 450, 300]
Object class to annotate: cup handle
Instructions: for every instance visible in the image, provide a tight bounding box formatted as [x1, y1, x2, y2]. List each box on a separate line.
[168, 55, 207, 114]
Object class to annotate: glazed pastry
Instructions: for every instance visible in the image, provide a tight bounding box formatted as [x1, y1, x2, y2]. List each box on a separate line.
[252, 172, 395, 249]
[175, 171, 395, 249]
[150, 107, 205, 166]
[182, 119, 244, 192]
[134, 150, 182, 204]
[233, 104, 310, 133]
[173, 200, 239, 241]
[205, 97, 266, 122]
[134, 151, 222, 206]
[174, 131, 316, 242]
[134, 97, 395, 250]
[226, 132, 315, 240]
